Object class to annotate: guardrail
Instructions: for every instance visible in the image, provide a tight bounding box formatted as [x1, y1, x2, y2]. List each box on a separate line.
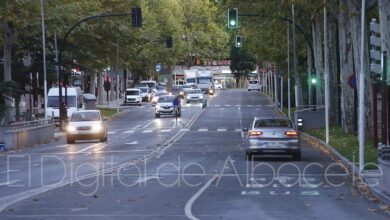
[5, 118, 54, 131]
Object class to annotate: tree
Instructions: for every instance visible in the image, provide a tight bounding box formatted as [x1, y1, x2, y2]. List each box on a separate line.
[230, 46, 257, 88]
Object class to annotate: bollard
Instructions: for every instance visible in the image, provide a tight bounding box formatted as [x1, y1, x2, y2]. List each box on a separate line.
[202, 99, 207, 109]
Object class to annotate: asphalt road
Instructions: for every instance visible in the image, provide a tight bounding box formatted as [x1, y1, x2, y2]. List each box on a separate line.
[0, 89, 388, 219]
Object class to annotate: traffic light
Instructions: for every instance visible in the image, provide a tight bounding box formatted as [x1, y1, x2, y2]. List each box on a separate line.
[310, 68, 317, 84]
[236, 35, 242, 47]
[228, 8, 238, 29]
[132, 8, 142, 27]
[166, 36, 172, 48]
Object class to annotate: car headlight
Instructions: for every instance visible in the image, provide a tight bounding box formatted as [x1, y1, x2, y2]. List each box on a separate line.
[67, 125, 76, 133]
[209, 89, 214, 94]
[92, 124, 102, 132]
[200, 95, 204, 99]
[187, 95, 190, 99]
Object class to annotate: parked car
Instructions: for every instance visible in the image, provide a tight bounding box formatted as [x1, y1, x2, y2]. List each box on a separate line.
[244, 116, 301, 160]
[66, 110, 107, 144]
[124, 88, 142, 106]
[248, 80, 260, 91]
[155, 95, 181, 118]
[151, 91, 169, 106]
[186, 89, 204, 103]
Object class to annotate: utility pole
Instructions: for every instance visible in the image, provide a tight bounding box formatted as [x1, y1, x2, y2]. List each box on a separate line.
[358, 0, 366, 171]
[40, 0, 48, 118]
[324, 0, 330, 144]
[54, 33, 59, 81]
[274, 72, 278, 106]
[281, 76, 283, 111]
[292, 0, 299, 107]
[116, 39, 120, 114]
[287, 21, 291, 118]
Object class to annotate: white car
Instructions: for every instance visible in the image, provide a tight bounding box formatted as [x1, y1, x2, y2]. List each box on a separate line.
[66, 110, 107, 144]
[151, 91, 169, 106]
[186, 89, 204, 103]
[138, 87, 151, 102]
[248, 80, 260, 91]
[124, 88, 142, 106]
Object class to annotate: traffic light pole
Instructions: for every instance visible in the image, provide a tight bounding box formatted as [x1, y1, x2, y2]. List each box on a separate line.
[57, 12, 136, 130]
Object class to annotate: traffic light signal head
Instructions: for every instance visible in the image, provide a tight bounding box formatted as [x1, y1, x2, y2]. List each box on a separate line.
[228, 8, 238, 29]
[132, 8, 142, 27]
[236, 35, 242, 47]
[166, 36, 172, 48]
[311, 78, 317, 84]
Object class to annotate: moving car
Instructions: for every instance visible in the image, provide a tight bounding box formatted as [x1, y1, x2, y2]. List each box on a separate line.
[170, 85, 184, 98]
[155, 95, 181, 118]
[66, 110, 107, 144]
[136, 86, 151, 102]
[124, 88, 142, 106]
[151, 91, 169, 106]
[248, 80, 260, 91]
[244, 116, 301, 160]
[186, 89, 204, 103]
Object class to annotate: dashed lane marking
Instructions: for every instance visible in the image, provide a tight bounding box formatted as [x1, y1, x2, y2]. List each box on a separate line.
[125, 141, 138, 145]
[161, 129, 171, 133]
[198, 128, 208, 132]
[142, 129, 153, 133]
[123, 130, 135, 134]
[217, 128, 227, 132]
[107, 131, 117, 134]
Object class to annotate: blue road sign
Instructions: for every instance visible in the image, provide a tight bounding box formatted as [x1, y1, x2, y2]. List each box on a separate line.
[155, 63, 162, 72]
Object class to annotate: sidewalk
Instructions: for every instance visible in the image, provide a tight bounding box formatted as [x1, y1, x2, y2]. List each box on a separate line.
[96, 98, 127, 109]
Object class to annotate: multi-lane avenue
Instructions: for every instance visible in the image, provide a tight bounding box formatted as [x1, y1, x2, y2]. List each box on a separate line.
[0, 90, 388, 219]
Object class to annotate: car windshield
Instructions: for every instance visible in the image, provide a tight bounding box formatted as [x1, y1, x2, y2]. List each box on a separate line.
[126, 90, 139, 95]
[71, 112, 101, 122]
[140, 88, 148, 93]
[189, 90, 202, 94]
[141, 82, 156, 89]
[249, 81, 258, 84]
[158, 96, 174, 103]
[254, 119, 292, 128]
[48, 96, 77, 107]
[187, 78, 196, 83]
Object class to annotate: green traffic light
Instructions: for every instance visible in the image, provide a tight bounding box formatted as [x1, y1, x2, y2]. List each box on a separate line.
[230, 20, 236, 26]
[311, 78, 317, 84]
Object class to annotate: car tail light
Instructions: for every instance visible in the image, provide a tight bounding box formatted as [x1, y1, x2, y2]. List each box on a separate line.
[249, 131, 263, 136]
[285, 130, 298, 136]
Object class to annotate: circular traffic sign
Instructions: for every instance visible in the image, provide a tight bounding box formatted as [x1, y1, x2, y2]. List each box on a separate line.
[348, 74, 357, 90]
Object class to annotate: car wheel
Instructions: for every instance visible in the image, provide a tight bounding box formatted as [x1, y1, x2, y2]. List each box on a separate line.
[67, 137, 75, 144]
[155, 113, 160, 118]
[293, 151, 301, 161]
[100, 135, 107, 142]
[246, 152, 253, 161]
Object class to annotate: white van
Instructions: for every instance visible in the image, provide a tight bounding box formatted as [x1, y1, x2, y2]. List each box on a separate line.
[248, 80, 260, 91]
[124, 88, 142, 106]
[140, 80, 157, 93]
[46, 87, 83, 122]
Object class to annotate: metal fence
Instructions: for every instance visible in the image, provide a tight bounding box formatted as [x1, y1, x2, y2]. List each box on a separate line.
[3, 118, 54, 131]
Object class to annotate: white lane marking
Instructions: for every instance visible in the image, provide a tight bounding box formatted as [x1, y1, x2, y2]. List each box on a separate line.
[185, 175, 219, 220]
[235, 105, 241, 107]
[257, 105, 262, 107]
[133, 125, 142, 129]
[217, 128, 227, 132]
[181, 128, 190, 132]
[0, 170, 19, 174]
[0, 180, 21, 187]
[161, 129, 171, 133]
[267, 105, 273, 107]
[71, 143, 101, 154]
[56, 144, 69, 148]
[107, 131, 116, 134]
[235, 128, 242, 132]
[123, 130, 135, 134]
[241, 191, 260, 196]
[134, 175, 160, 184]
[93, 144, 108, 151]
[142, 129, 153, 133]
[142, 121, 154, 128]
[198, 128, 208, 132]
[214, 105, 220, 107]
[225, 105, 231, 107]
[125, 141, 138, 145]
[241, 132, 245, 138]
[246, 105, 252, 107]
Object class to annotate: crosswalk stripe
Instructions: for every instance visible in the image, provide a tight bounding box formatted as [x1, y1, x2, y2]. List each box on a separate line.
[225, 105, 231, 107]
[125, 141, 138, 145]
[124, 130, 135, 134]
[257, 105, 262, 107]
[181, 128, 190, 132]
[198, 128, 208, 132]
[236, 105, 241, 107]
[215, 105, 220, 107]
[161, 129, 171, 133]
[107, 131, 117, 134]
[235, 128, 243, 132]
[142, 129, 153, 133]
[267, 105, 273, 107]
[217, 128, 227, 132]
[246, 105, 252, 107]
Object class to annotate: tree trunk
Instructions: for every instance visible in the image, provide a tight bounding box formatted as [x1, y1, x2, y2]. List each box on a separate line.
[2, 21, 16, 110]
[90, 72, 96, 95]
[379, 0, 390, 53]
[312, 15, 324, 105]
[15, 95, 20, 121]
[338, 0, 355, 133]
[97, 72, 104, 105]
[347, 0, 374, 139]
[327, 8, 340, 126]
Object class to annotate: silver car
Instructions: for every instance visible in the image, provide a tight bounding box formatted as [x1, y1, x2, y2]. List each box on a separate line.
[244, 116, 301, 160]
[66, 110, 107, 144]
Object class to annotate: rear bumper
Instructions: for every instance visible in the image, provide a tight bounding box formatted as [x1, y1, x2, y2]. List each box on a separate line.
[67, 132, 104, 140]
[246, 139, 300, 154]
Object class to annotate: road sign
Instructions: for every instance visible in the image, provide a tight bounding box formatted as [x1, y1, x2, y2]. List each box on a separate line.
[155, 63, 162, 71]
[348, 74, 357, 90]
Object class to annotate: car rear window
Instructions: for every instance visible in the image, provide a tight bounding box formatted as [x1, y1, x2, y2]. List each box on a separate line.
[254, 119, 292, 128]
[249, 81, 258, 84]
[158, 96, 174, 103]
